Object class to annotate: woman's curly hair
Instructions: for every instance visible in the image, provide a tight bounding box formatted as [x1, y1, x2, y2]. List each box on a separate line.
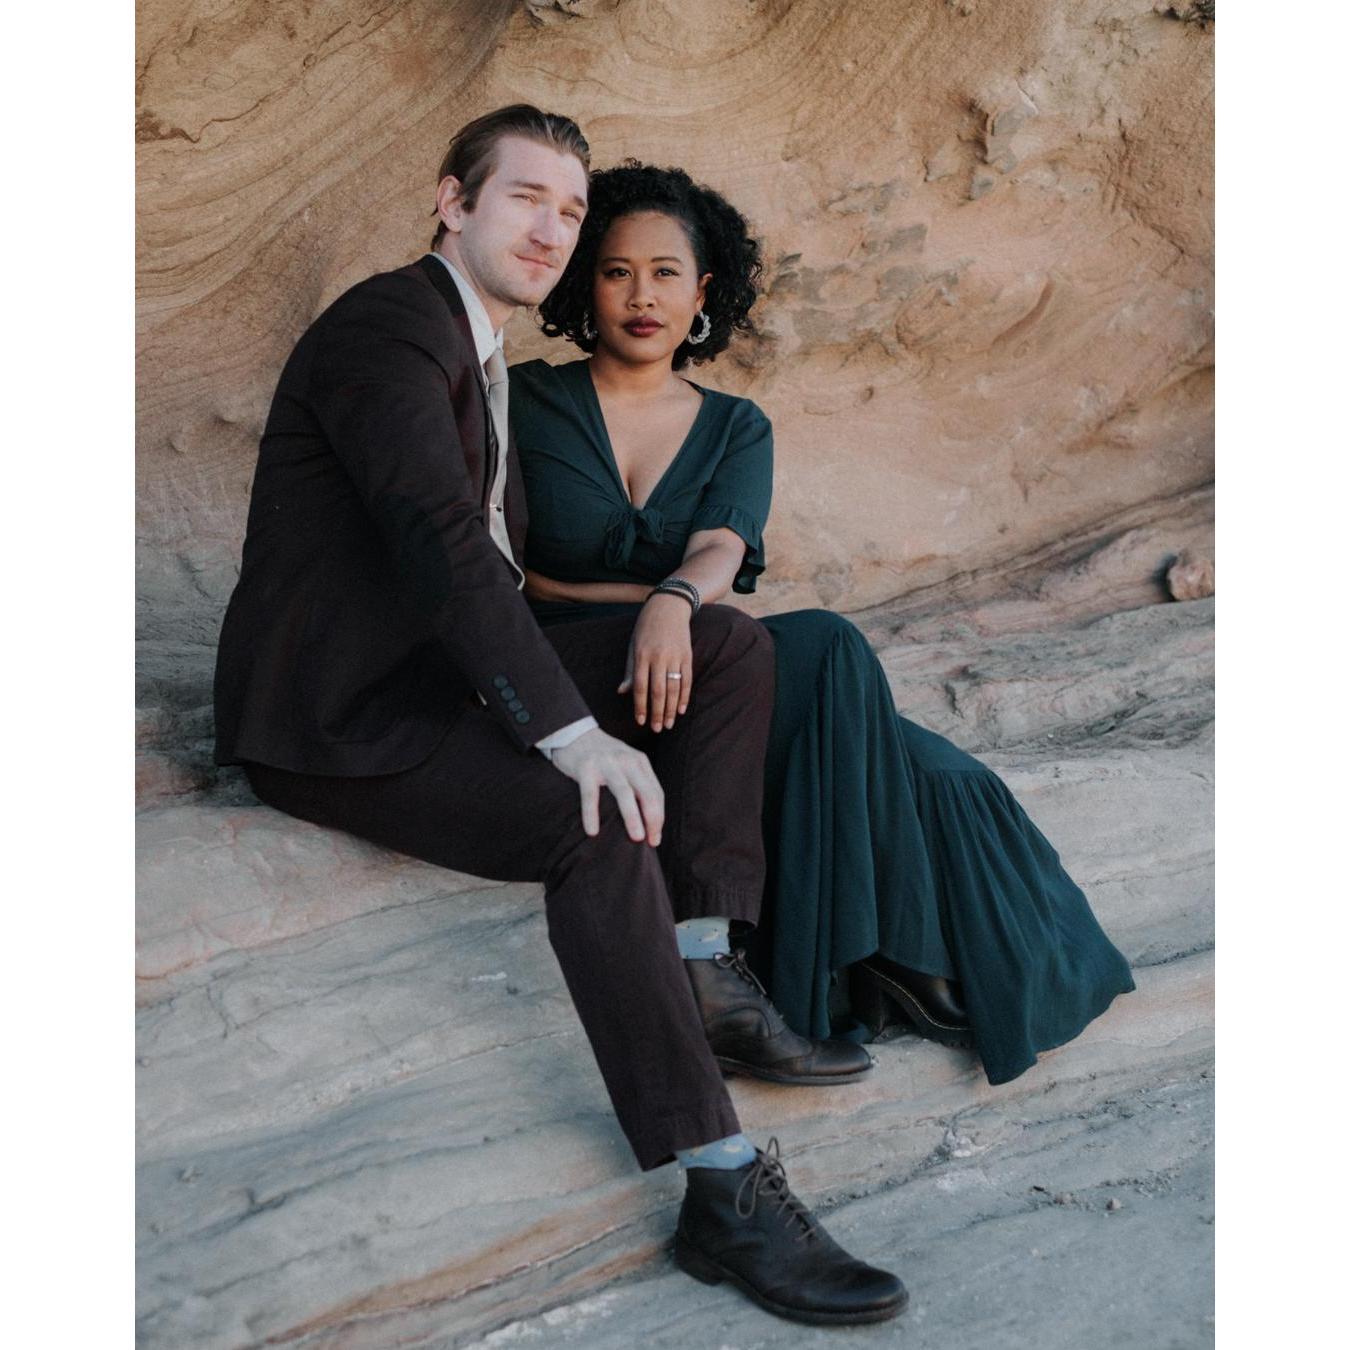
[538, 161, 763, 370]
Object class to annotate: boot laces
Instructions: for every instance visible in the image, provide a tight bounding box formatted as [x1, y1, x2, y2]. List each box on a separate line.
[734, 1137, 818, 1244]
[713, 948, 769, 998]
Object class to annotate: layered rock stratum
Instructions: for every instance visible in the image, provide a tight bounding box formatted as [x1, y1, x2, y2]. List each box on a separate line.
[136, 2, 1213, 1344]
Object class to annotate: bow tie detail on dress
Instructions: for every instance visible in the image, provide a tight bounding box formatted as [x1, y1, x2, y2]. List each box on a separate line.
[604, 503, 666, 570]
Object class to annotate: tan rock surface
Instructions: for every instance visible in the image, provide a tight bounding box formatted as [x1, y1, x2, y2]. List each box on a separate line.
[137, 938, 1210, 1347]
[1166, 546, 1215, 599]
[135, 803, 493, 990]
[461, 1063, 1214, 1349]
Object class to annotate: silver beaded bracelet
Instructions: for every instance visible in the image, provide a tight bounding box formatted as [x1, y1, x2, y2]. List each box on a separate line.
[652, 575, 701, 615]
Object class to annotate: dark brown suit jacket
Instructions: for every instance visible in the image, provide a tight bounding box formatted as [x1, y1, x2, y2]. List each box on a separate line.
[213, 254, 591, 774]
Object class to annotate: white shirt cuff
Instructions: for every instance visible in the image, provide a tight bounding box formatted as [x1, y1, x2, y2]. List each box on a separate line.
[535, 716, 599, 759]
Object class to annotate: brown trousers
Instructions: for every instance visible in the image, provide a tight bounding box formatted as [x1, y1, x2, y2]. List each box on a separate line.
[244, 604, 775, 1171]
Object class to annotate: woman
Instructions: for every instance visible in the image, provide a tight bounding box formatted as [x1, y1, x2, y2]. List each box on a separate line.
[509, 162, 1134, 1086]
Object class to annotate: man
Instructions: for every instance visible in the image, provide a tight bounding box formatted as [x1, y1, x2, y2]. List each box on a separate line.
[213, 104, 906, 1326]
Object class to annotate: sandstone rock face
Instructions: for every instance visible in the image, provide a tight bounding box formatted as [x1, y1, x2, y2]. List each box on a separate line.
[1166, 546, 1215, 600]
[137, 0, 1213, 646]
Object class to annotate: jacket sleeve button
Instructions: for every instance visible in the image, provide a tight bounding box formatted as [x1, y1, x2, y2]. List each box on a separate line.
[514, 710, 531, 724]
[507, 698, 524, 712]
[492, 675, 509, 689]
[500, 686, 517, 700]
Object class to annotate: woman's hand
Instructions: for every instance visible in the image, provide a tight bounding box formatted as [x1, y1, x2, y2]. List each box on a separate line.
[619, 592, 693, 731]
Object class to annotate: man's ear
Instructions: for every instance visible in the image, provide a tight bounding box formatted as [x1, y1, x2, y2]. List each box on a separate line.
[435, 175, 468, 236]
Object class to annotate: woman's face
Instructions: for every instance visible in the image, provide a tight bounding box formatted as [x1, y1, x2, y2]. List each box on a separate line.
[590, 210, 710, 367]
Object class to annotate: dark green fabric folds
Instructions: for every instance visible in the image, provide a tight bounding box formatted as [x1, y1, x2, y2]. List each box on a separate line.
[509, 358, 773, 594]
[749, 608, 1135, 1086]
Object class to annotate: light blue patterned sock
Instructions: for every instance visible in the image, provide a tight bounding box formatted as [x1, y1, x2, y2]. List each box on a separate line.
[675, 916, 731, 960]
[676, 1132, 757, 1170]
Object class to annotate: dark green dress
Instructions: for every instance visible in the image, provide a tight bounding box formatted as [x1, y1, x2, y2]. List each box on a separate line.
[509, 357, 1134, 1086]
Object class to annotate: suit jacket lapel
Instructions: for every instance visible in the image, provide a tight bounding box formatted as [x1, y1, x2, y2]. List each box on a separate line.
[416, 253, 496, 506]
[417, 252, 481, 360]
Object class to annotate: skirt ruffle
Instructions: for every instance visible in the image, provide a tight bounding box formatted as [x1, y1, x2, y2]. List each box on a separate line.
[750, 609, 1135, 1086]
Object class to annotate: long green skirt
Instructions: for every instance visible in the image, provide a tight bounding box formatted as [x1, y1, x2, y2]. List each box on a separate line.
[749, 608, 1134, 1085]
[530, 600, 1135, 1087]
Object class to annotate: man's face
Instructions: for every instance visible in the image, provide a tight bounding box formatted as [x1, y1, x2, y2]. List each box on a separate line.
[440, 135, 588, 317]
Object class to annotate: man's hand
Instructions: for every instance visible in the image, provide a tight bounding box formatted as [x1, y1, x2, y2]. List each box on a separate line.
[547, 727, 665, 845]
[618, 593, 693, 732]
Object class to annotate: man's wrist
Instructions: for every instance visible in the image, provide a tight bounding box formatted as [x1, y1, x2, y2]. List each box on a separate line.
[534, 715, 598, 761]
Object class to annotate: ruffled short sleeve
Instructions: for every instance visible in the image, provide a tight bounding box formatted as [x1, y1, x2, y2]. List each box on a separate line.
[690, 402, 773, 593]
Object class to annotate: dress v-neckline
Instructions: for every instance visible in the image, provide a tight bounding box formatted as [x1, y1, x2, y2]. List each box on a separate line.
[578, 360, 711, 511]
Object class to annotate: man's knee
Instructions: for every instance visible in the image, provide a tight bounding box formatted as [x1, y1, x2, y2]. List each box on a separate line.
[542, 794, 674, 936]
[544, 791, 661, 886]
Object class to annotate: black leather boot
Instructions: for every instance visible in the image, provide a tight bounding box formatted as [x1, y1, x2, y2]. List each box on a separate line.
[685, 949, 873, 1084]
[850, 954, 974, 1049]
[674, 1138, 908, 1325]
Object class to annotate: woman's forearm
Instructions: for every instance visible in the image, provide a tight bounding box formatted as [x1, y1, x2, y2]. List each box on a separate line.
[667, 531, 747, 606]
[524, 527, 745, 608]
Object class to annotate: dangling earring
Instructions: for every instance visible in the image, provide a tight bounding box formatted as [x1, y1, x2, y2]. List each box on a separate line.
[686, 309, 712, 345]
[581, 314, 597, 342]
